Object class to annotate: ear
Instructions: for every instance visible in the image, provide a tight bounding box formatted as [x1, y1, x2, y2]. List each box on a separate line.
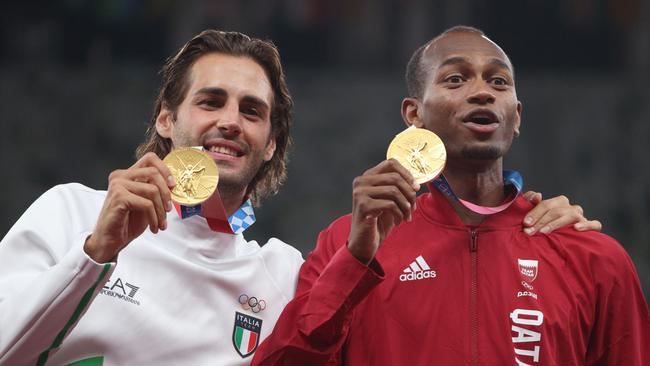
[263, 136, 276, 162]
[155, 105, 174, 139]
[401, 98, 424, 128]
[514, 101, 522, 137]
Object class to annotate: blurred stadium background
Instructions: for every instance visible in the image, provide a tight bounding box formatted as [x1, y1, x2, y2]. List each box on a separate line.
[1, 0, 648, 297]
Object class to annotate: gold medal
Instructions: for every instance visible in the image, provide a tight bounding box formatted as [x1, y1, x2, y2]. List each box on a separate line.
[163, 147, 219, 206]
[386, 127, 446, 184]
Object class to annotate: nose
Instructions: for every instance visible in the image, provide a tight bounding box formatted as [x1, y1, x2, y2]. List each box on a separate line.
[215, 101, 242, 137]
[466, 82, 496, 105]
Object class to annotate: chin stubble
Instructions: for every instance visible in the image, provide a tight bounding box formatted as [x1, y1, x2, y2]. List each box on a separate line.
[461, 146, 503, 160]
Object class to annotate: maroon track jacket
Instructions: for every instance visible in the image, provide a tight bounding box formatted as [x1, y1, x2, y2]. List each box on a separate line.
[252, 188, 650, 365]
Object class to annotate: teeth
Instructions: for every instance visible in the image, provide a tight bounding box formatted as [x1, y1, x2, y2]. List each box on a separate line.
[208, 146, 238, 156]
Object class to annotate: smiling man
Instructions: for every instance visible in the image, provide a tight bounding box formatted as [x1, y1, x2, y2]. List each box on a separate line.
[153, 52, 278, 216]
[0, 30, 302, 366]
[251, 26, 649, 365]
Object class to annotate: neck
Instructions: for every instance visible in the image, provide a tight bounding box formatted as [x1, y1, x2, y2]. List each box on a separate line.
[441, 158, 505, 225]
[218, 186, 247, 217]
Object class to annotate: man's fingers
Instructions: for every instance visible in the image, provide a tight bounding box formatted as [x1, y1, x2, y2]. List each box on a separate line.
[119, 189, 160, 234]
[365, 159, 420, 191]
[355, 185, 413, 221]
[359, 200, 406, 225]
[121, 180, 168, 231]
[523, 195, 569, 227]
[348, 159, 422, 262]
[130, 152, 175, 187]
[522, 190, 542, 205]
[574, 219, 602, 232]
[91, 158, 174, 261]
[524, 205, 586, 235]
[121, 167, 173, 212]
[522, 192, 603, 235]
[354, 173, 417, 208]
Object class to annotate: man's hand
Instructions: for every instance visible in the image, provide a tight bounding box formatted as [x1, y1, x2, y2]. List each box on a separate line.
[348, 159, 419, 265]
[522, 192, 602, 235]
[84, 152, 175, 263]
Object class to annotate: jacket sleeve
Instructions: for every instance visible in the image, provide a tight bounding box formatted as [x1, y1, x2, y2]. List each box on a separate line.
[251, 216, 385, 365]
[0, 185, 115, 365]
[586, 237, 650, 365]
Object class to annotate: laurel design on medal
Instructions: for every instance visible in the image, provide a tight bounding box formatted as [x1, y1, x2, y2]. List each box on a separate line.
[163, 148, 219, 206]
[386, 128, 447, 184]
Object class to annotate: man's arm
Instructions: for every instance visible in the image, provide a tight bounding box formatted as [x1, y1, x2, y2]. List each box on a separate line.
[252, 216, 384, 365]
[0, 153, 174, 365]
[585, 236, 650, 365]
[253, 161, 416, 365]
[0, 185, 115, 365]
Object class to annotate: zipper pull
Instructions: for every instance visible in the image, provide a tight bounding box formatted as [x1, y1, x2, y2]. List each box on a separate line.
[470, 229, 478, 252]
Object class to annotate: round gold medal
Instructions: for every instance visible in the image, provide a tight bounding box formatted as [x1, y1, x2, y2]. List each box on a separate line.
[386, 127, 447, 184]
[163, 147, 219, 206]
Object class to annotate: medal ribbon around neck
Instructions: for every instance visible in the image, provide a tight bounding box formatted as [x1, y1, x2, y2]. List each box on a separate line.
[164, 146, 256, 234]
[173, 194, 256, 234]
[385, 127, 522, 215]
[430, 170, 523, 215]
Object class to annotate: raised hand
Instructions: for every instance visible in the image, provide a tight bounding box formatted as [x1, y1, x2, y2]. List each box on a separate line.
[347, 159, 420, 265]
[84, 152, 175, 263]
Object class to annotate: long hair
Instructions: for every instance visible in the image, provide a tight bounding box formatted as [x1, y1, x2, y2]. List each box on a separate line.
[136, 30, 293, 205]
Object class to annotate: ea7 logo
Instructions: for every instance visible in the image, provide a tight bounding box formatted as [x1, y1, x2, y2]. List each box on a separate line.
[518, 259, 538, 283]
[101, 277, 141, 306]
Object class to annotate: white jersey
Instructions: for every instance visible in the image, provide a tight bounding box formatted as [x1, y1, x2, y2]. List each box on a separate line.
[0, 183, 304, 366]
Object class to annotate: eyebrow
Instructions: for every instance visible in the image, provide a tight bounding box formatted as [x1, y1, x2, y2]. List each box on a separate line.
[196, 87, 227, 98]
[438, 56, 468, 68]
[487, 58, 512, 72]
[438, 56, 512, 73]
[195, 87, 270, 110]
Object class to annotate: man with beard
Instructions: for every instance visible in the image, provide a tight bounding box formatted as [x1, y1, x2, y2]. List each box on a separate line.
[0, 28, 601, 365]
[0, 30, 302, 365]
[251, 26, 649, 365]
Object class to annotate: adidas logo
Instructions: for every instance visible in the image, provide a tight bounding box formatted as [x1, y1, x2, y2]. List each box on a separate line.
[399, 255, 437, 282]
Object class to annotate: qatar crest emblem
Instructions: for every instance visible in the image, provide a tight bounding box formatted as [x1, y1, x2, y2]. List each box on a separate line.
[518, 259, 539, 283]
[233, 311, 262, 358]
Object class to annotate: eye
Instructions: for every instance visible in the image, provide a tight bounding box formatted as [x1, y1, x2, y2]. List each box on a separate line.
[490, 77, 509, 86]
[241, 105, 261, 118]
[199, 99, 223, 109]
[445, 75, 465, 84]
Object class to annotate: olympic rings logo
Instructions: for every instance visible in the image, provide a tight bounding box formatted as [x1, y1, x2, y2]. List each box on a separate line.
[239, 293, 266, 313]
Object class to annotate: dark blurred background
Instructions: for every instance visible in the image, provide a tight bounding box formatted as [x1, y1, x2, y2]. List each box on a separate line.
[1, 0, 648, 297]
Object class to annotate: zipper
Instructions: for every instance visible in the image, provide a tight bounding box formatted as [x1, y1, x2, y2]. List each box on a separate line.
[469, 229, 478, 366]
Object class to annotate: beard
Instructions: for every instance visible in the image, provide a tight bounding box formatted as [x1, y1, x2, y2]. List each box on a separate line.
[461, 145, 504, 160]
[170, 126, 267, 198]
[217, 154, 267, 198]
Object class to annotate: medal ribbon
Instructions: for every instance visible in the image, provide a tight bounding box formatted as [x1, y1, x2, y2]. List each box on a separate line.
[170, 146, 256, 234]
[173, 191, 256, 234]
[430, 170, 523, 215]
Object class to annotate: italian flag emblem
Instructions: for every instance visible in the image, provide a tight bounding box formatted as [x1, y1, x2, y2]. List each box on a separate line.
[232, 311, 263, 358]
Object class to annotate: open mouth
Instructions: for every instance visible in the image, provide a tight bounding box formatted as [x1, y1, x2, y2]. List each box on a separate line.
[463, 110, 499, 125]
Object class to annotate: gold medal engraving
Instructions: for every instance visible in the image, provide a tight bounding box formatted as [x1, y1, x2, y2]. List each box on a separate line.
[386, 127, 446, 184]
[163, 148, 219, 206]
